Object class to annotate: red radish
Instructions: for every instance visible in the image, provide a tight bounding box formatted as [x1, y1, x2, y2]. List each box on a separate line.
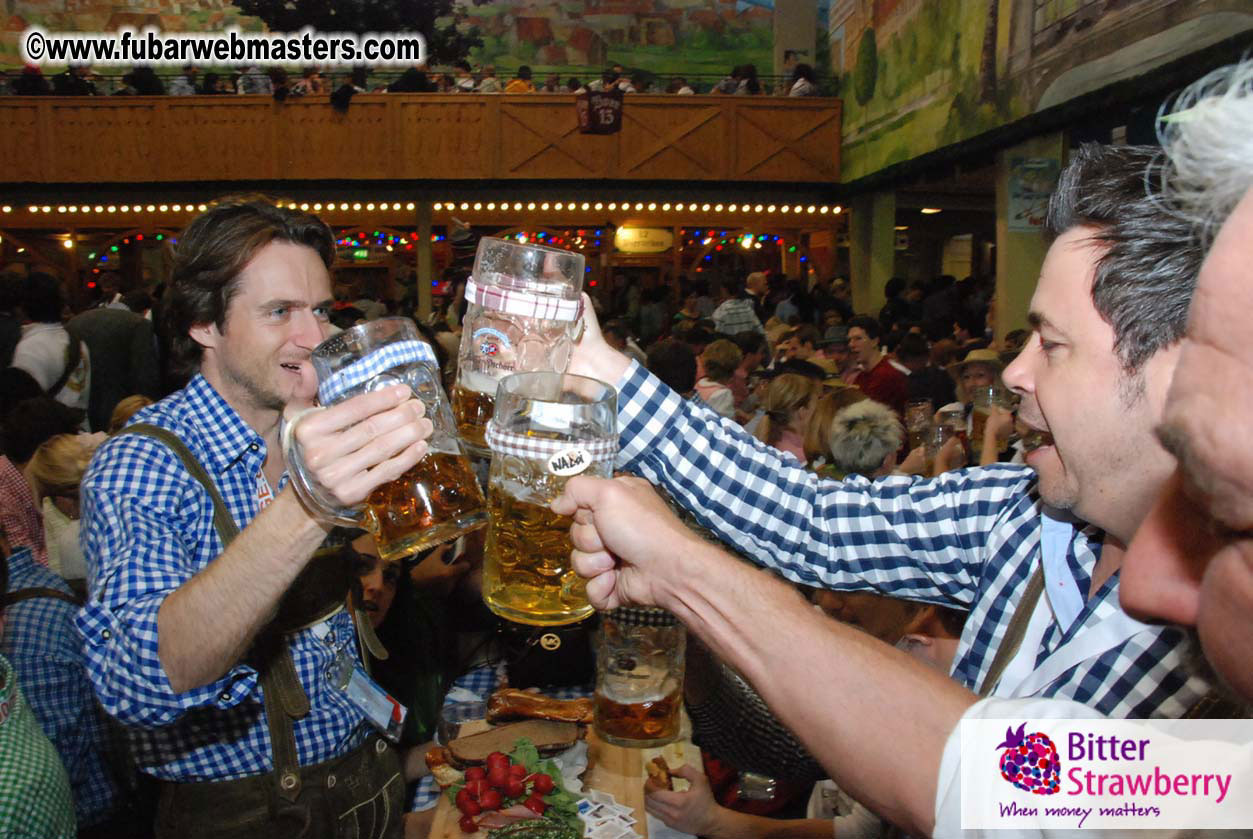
[464, 766, 486, 782]
[504, 779, 525, 798]
[465, 779, 490, 798]
[523, 795, 547, 815]
[458, 814, 477, 834]
[487, 764, 509, 788]
[530, 773, 554, 795]
[455, 788, 478, 814]
[486, 751, 509, 769]
[509, 763, 528, 779]
[479, 789, 503, 811]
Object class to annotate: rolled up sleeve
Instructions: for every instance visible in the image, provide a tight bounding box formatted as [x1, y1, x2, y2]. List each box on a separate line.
[76, 434, 258, 728]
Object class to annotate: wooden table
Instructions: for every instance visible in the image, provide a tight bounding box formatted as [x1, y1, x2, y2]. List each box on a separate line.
[428, 723, 696, 838]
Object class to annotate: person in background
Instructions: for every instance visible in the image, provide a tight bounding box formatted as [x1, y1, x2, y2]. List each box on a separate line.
[670, 77, 695, 95]
[0, 398, 85, 568]
[844, 315, 907, 416]
[107, 394, 155, 434]
[693, 339, 742, 419]
[736, 63, 761, 95]
[0, 540, 77, 839]
[896, 332, 956, 410]
[603, 319, 648, 366]
[729, 331, 767, 409]
[67, 297, 160, 432]
[788, 63, 818, 97]
[451, 61, 475, 92]
[25, 432, 103, 585]
[53, 63, 97, 96]
[752, 372, 819, 464]
[291, 66, 326, 96]
[476, 65, 501, 93]
[815, 398, 902, 480]
[710, 66, 741, 95]
[540, 73, 562, 93]
[168, 64, 199, 95]
[12, 272, 91, 418]
[646, 338, 697, 399]
[712, 275, 765, 337]
[802, 386, 867, 473]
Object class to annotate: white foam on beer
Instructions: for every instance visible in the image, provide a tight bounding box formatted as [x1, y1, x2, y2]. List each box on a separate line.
[459, 368, 499, 395]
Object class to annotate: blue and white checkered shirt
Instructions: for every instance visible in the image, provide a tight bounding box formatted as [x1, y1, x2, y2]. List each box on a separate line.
[3, 547, 118, 826]
[76, 375, 366, 782]
[613, 361, 1208, 719]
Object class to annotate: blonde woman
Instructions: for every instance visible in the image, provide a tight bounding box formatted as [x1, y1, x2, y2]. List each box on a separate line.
[25, 432, 105, 582]
[694, 339, 742, 418]
[752, 373, 818, 464]
[107, 394, 154, 433]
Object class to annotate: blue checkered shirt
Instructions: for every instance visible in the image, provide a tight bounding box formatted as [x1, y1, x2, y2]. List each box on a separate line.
[76, 375, 366, 782]
[3, 547, 118, 826]
[614, 361, 1208, 719]
[711, 297, 765, 337]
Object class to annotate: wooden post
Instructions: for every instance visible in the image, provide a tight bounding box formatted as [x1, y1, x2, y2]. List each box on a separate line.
[416, 201, 433, 320]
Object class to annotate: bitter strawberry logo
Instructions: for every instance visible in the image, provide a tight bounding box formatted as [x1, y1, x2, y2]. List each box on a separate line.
[996, 723, 1061, 795]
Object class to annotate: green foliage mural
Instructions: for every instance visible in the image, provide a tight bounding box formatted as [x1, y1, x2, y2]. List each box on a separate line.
[853, 28, 876, 106]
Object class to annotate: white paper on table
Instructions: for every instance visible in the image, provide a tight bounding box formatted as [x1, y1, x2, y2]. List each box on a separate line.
[646, 813, 697, 839]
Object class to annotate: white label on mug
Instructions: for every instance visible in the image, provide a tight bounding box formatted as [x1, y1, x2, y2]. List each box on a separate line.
[548, 446, 592, 477]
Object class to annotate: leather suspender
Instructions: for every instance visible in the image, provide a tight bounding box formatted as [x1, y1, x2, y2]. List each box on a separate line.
[124, 424, 318, 803]
[977, 565, 1045, 696]
[2, 586, 83, 608]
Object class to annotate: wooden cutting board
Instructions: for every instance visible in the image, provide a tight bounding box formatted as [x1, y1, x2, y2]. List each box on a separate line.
[427, 721, 696, 838]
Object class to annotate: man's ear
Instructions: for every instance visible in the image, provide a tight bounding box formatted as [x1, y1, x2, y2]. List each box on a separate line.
[188, 322, 221, 352]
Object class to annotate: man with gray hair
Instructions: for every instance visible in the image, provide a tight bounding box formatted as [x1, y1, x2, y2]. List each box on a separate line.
[826, 400, 903, 477]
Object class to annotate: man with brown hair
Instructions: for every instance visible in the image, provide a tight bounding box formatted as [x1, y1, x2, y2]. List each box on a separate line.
[78, 198, 432, 837]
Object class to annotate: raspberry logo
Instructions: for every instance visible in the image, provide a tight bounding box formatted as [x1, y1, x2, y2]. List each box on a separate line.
[996, 723, 1061, 795]
[479, 339, 499, 357]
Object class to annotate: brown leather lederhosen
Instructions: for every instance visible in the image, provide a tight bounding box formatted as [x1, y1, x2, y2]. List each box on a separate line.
[123, 424, 404, 839]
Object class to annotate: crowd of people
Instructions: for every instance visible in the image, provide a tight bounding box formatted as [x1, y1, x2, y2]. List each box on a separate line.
[0, 57, 1250, 839]
[2, 59, 822, 99]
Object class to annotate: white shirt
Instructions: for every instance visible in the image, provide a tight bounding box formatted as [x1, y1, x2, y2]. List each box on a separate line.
[12, 323, 91, 416]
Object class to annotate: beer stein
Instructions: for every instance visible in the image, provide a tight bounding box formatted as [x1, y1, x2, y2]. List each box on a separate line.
[453, 237, 585, 456]
[283, 317, 487, 562]
[481, 371, 616, 626]
[904, 398, 933, 452]
[970, 385, 1013, 458]
[594, 607, 685, 748]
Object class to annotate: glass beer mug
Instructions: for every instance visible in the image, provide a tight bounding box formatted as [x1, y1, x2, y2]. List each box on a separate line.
[594, 608, 685, 749]
[283, 317, 487, 562]
[481, 372, 617, 626]
[970, 385, 1013, 459]
[453, 237, 585, 456]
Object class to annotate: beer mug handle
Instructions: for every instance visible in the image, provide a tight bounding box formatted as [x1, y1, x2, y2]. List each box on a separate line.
[281, 406, 365, 527]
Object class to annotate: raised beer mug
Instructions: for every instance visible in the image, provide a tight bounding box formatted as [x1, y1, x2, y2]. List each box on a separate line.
[594, 607, 685, 749]
[453, 237, 585, 456]
[482, 371, 616, 626]
[283, 317, 488, 562]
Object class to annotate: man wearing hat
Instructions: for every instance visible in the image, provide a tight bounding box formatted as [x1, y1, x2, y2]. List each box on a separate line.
[943, 347, 1014, 464]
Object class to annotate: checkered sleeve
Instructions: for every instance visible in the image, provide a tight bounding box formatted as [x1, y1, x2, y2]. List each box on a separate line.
[615, 361, 1036, 605]
[75, 433, 258, 728]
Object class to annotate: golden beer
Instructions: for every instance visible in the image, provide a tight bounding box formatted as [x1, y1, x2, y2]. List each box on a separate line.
[483, 483, 592, 626]
[452, 384, 495, 453]
[970, 407, 989, 458]
[593, 684, 683, 747]
[364, 450, 488, 561]
[908, 428, 929, 451]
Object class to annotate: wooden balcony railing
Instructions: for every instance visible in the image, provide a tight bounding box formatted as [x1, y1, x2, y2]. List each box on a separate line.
[0, 93, 841, 186]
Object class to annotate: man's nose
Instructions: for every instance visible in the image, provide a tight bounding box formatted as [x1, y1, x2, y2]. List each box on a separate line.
[292, 308, 327, 348]
[1001, 341, 1034, 396]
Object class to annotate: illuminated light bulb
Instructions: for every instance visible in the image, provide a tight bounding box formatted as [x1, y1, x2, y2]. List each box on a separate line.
[57, 205, 67, 213]
[63, 239, 74, 249]
[581, 202, 590, 210]
[714, 204, 724, 212]
[352, 203, 362, 211]
[94, 206, 104, 213]
[832, 206, 843, 214]
[819, 206, 830, 214]
[68, 206, 78, 213]
[662, 203, 671, 211]
[634, 202, 644, 211]
[781, 205, 791, 213]
[513, 202, 523, 211]
[766, 205, 777, 213]
[554, 202, 564, 210]
[42, 205, 52, 213]
[647, 203, 656, 211]
[159, 204, 169, 212]
[146, 205, 155, 212]
[541, 203, 551, 210]
[487, 202, 496, 210]
[807, 205, 816, 213]
[407, 202, 416, 210]
[198, 204, 208, 211]
[107, 205, 117, 213]
[473, 202, 482, 210]
[313, 203, 322, 211]
[728, 204, 738, 212]
[527, 202, 536, 210]
[433, 203, 443, 211]
[0, 205, 10, 212]
[594, 202, 603, 210]
[754, 204, 764, 212]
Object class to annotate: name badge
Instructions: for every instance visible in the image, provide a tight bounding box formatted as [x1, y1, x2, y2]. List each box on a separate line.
[326, 651, 406, 742]
[548, 446, 592, 476]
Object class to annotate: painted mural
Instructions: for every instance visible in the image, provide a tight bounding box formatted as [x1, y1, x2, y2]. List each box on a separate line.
[445, 0, 776, 81]
[831, 0, 1253, 182]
